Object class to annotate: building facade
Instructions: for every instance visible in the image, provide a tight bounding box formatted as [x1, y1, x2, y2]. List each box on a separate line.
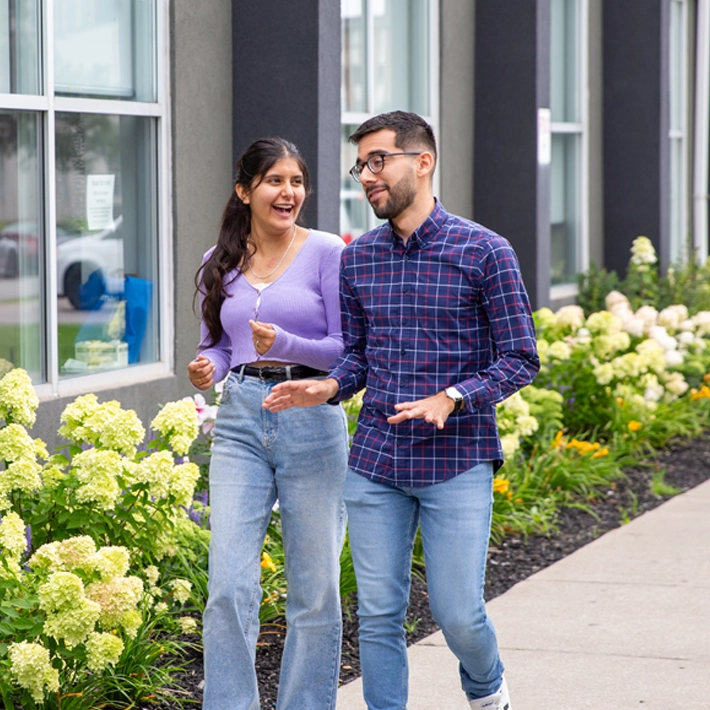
[0, 0, 708, 441]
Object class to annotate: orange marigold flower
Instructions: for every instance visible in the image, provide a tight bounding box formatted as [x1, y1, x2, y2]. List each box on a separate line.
[492, 477, 510, 495]
[627, 420, 642, 432]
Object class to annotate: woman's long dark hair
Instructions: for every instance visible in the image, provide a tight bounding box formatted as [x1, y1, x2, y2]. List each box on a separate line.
[195, 137, 311, 347]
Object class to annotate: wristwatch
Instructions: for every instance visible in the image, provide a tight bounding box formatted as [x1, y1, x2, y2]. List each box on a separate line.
[444, 386, 465, 413]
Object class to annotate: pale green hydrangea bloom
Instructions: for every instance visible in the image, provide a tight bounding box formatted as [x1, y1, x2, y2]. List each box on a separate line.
[90, 545, 130, 580]
[58, 393, 101, 443]
[592, 362, 615, 386]
[585, 310, 622, 335]
[547, 340, 572, 360]
[73, 448, 123, 510]
[592, 331, 631, 360]
[0, 510, 26, 558]
[0, 423, 38, 462]
[151, 400, 199, 455]
[8, 641, 59, 703]
[144, 564, 160, 586]
[635, 339, 667, 374]
[39, 571, 102, 647]
[500, 433, 521, 460]
[85, 401, 145, 454]
[663, 371, 689, 398]
[0, 458, 43, 496]
[134, 449, 174, 499]
[0, 368, 39, 427]
[178, 616, 198, 634]
[535, 339, 550, 364]
[610, 352, 644, 380]
[85, 631, 125, 672]
[154, 601, 169, 614]
[170, 578, 192, 604]
[30, 536, 97, 575]
[534, 307, 556, 332]
[86, 575, 143, 628]
[630, 235, 657, 267]
[121, 607, 142, 638]
[170, 461, 201, 507]
[42, 464, 66, 489]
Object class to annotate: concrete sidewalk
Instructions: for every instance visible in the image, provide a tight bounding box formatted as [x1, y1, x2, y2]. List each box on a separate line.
[337, 478, 710, 709]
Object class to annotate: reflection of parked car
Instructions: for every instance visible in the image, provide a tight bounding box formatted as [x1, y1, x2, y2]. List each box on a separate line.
[57, 218, 125, 310]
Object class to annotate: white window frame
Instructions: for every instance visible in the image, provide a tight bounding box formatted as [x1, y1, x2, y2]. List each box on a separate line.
[669, 0, 692, 264]
[340, 0, 440, 235]
[549, 0, 589, 303]
[0, 0, 173, 399]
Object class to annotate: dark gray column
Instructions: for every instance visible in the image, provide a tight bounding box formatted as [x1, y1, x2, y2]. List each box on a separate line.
[473, 0, 551, 310]
[603, 0, 670, 275]
[232, 1, 341, 234]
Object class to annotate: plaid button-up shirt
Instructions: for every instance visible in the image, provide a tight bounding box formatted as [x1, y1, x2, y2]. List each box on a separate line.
[330, 201, 539, 487]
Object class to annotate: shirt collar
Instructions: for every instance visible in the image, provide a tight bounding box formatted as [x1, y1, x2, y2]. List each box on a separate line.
[387, 198, 448, 250]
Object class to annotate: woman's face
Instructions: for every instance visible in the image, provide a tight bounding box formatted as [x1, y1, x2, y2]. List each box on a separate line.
[238, 157, 306, 237]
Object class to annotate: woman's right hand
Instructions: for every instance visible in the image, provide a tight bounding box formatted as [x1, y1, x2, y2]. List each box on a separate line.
[188, 354, 215, 390]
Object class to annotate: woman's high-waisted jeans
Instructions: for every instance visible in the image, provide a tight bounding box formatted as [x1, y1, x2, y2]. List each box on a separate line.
[202, 371, 349, 710]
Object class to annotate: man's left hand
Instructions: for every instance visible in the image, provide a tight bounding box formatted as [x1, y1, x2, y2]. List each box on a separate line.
[387, 391, 456, 430]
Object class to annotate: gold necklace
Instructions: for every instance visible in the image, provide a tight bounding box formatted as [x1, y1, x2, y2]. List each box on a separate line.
[247, 225, 297, 280]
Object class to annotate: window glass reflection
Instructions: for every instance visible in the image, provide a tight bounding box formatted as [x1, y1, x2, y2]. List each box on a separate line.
[0, 0, 41, 94]
[372, 0, 429, 115]
[550, 133, 580, 285]
[342, 0, 367, 113]
[0, 111, 43, 381]
[54, 0, 156, 101]
[55, 113, 159, 377]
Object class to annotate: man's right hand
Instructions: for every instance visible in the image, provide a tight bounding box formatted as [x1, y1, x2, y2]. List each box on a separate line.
[263, 378, 339, 411]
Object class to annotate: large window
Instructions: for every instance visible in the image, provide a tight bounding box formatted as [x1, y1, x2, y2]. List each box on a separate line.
[550, 0, 588, 294]
[0, 0, 169, 397]
[340, 0, 438, 241]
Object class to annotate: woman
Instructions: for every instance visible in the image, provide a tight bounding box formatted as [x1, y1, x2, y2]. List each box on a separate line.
[188, 138, 348, 710]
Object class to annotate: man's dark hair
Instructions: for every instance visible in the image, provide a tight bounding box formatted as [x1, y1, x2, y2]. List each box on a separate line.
[349, 111, 437, 163]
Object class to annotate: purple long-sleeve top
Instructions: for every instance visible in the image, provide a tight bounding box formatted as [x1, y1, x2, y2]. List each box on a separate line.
[197, 229, 345, 383]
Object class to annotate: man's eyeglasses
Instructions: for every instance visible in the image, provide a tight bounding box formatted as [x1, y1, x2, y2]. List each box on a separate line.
[349, 152, 422, 183]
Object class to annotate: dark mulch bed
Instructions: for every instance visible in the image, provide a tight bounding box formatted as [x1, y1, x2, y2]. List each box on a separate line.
[161, 432, 710, 709]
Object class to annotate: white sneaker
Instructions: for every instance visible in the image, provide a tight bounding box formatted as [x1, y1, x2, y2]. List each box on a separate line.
[468, 677, 511, 710]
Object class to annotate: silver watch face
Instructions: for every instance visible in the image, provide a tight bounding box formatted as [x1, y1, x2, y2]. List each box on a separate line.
[445, 387, 462, 401]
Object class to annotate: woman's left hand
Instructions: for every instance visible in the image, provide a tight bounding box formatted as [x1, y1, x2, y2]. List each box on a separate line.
[249, 319, 276, 356]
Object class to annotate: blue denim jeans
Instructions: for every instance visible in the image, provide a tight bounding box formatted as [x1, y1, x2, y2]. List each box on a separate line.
[202, 371, 349, 710]
[343, 463, 504, 710]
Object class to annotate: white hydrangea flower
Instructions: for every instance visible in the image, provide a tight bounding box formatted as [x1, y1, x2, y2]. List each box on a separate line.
[635, 305, 660, 329]
[555, 305, 585, 331]
[658, 305, 689, 332]
[664, 349, 684, 367]
[691, 311, 710, 337]
[169, 578, 192, 605]
[636, 339, 667, 374]
[30, 536, 97, 575]
[178, 616, 198, 634]
[648, 326, 678, 352]
[144, 564, 160, 586]
[89, 546, 131, 580]
[500, 433, 520, 461]
[134, 450, 175, 500]
[630, 235, 658, 266]
[534, 307, 556, 331]
[86, 575, 144, 628]
[592, 362, 615, 386]
[663, 372, 689, 397]
[605, 290, 630, 311]
[0, 423, 38, 462]
[585, 310, 623, 335]
[170, 462, 201, 507]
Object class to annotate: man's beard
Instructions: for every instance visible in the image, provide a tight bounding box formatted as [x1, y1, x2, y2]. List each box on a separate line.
[369, 172, 417, 220]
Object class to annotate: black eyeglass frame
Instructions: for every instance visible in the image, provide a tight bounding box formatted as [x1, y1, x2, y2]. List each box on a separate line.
[349, 152, 422, 182]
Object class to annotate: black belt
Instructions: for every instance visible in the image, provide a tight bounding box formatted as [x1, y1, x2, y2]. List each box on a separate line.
[232, 364, 327, 381]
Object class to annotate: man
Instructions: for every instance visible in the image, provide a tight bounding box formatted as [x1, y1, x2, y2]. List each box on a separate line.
[264, 111, 539, 710]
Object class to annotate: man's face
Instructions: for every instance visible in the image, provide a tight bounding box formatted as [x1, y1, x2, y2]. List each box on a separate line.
[356, 129, 418, 221]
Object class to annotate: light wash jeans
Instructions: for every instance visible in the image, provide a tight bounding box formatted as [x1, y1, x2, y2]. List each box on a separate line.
[343, 463, 504, 710]
[202, 371, 348, 710]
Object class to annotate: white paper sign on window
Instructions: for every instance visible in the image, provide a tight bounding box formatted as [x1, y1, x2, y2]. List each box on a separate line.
[86, 174, 116, 230]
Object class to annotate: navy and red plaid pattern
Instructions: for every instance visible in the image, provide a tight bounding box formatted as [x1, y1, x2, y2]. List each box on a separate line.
[331, 201, 540, 487]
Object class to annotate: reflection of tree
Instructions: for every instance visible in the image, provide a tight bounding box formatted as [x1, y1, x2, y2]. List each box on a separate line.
[0, 114, 18, 159]
[55, 114, 120, 225]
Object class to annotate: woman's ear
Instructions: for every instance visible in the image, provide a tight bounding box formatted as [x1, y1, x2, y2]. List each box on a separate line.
[235, 184, 249, 204]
